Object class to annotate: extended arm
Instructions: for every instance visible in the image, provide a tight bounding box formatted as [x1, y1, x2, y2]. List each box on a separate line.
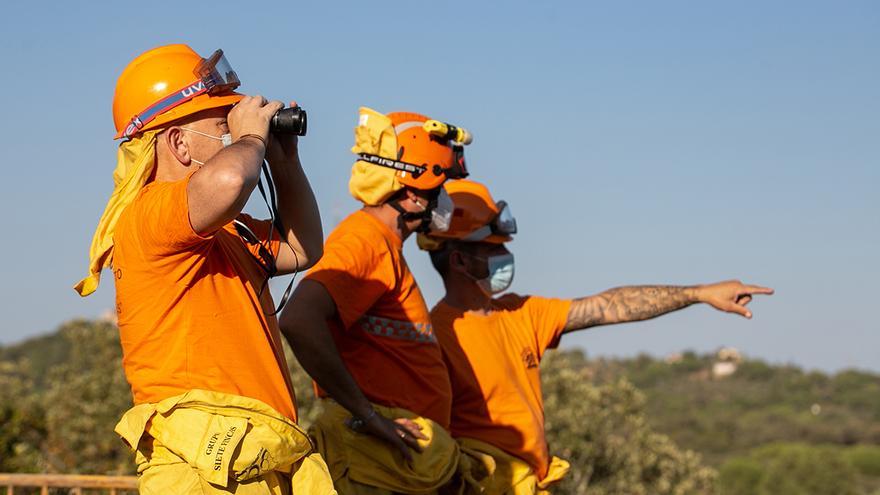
[279, 280, 425, 458]
[264, 120, 323, 273]
[563, 280, 774, 333]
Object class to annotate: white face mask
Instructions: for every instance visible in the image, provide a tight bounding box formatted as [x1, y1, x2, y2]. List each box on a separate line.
[181, 127, 233, 165]
[466, 253, 515, 295]
[414, 188, 455, 232]
[430, 188, 454, 232]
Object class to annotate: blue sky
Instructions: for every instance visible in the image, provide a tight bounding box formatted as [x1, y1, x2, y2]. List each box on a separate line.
[0, 1, 876, 372]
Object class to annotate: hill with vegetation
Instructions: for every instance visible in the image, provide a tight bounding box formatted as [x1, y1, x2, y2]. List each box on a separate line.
[1, 319, 878, 494]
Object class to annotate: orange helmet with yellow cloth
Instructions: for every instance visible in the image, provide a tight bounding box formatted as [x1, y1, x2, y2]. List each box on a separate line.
[350, 107, 470, 205]
[418, 179, 517, 250]
[112, 44, 243, 139]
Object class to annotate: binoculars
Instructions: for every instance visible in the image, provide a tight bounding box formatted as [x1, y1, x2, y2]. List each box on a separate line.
[271, 106, 308, 136]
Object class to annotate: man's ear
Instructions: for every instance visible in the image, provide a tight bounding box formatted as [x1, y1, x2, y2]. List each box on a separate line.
[449, 248, 469, 274]
[163, 127, 192, 166]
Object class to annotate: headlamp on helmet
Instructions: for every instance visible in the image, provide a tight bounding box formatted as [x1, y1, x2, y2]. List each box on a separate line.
[423, 119, 473, 145]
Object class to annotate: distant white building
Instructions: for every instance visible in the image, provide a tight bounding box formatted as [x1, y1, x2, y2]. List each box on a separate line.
[712, 346, 742, 378]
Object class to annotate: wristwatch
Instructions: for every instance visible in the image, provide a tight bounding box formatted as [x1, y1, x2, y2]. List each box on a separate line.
[347, 408, 377, 432]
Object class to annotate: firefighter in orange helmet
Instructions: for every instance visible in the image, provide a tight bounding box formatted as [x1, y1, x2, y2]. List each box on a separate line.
[419, 179, 774, 494]
[279, 107, 471, 494]
[76, 44, 333, 494]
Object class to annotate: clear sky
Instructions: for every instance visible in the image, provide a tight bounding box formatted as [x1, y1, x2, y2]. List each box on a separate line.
[0, 1, 876, 372]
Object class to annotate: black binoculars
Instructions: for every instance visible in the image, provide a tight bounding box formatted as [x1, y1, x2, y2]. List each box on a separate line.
[271, 106, 308, 136]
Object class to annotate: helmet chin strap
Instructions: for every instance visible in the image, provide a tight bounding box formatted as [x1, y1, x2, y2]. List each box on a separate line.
[389, 194, 434, 234]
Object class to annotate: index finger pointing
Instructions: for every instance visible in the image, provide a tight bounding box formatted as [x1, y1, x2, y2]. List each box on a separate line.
[744, 285, 774, 295]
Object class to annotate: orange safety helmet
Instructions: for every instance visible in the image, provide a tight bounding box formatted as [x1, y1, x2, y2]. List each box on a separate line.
[425, 179, 516, 244]
[388, 112, 456, 191]
[112, 44, 243, 139]
[353, 110, 470, 193]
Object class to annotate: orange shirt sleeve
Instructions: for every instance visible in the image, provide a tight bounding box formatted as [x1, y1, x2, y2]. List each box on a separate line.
[306, 232, 396, 330]
[523, 295, 573, 358]
[136, 173, 211, 254]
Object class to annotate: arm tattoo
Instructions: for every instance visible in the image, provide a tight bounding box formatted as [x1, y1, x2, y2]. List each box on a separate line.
[565, 285, 699, 332]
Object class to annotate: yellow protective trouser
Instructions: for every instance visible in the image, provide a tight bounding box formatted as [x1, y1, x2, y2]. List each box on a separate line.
[310, 399, 460, 495]
[455, 438, 569, 495]
[115, 389, 337, 495]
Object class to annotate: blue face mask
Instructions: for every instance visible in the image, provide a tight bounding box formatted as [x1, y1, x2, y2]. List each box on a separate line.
[467, 253, 515, 295]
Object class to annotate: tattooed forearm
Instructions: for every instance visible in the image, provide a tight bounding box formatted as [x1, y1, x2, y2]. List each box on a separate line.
[564, 285, 700, 332]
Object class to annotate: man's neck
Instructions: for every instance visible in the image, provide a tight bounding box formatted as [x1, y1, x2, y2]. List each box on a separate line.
[441, 278, 494, 314]
[362, 203, 413, 241]
[153, 160, 194, 183]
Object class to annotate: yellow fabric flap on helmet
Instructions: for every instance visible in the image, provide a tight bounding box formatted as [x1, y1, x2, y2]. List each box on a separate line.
[350, 106, 398, 158]
[349, 107, 403, 206]
[75, 130, 160, 296]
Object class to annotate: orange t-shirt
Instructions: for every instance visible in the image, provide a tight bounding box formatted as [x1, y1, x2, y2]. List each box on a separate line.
[430, 294, 572, 477]
[304, 210, 452, 427]
[112, 173, 297, 420]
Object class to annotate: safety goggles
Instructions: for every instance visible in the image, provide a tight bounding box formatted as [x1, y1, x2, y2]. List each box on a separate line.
[121, 49, 241, 139]
[463, 201, 517, 241]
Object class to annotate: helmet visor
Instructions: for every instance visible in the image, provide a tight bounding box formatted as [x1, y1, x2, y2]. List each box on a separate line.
[194, 49, 241, 94]
[492, 201, 517, 235]
[461, 200, 517, 242]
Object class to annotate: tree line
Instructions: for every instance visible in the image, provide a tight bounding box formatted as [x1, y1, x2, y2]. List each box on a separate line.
[1, 319, 878, 494]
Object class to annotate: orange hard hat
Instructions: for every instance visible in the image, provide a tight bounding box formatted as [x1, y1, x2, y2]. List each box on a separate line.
[387, 112, 462, 190]
[112, 44, 243, 139]
[353, 109, 469, 193]
[426, 179, 516, 244]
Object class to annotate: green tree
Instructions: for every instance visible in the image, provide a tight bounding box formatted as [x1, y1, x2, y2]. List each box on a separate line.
[0, 359, 45, 472]
[542, 350, 716, 495]
[5, 320, 880, 495]
[719, 443, 859, 495]
[39, 320, 135, 475]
